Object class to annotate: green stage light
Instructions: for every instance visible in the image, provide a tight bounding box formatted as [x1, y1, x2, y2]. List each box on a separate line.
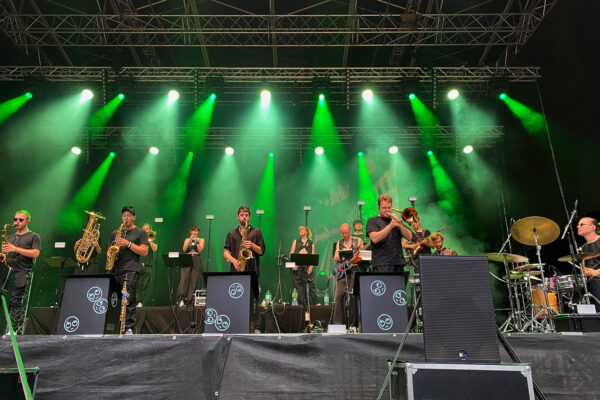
[408, 93, 416, 100]
[71, 146, 82, 155]
[149, 146, 159, 155]
[269, 152, 274, 157]
[427, 150, 433, 156]
[109, 151, 116, 157]
[362, 89, 373, 104]
[25, 92, 33, 99]
[167, 90, 180, 106]
[118, 93, 125, 100]
[80, 89, 94, 103]
[210, 93, 216, 100]
[315, 146, 324, 155]
[447, 89, 459, 100]
[389, 146, 399, 154]
[499, 92, 507, 100]
[225, 146, 234, 155]
[463, 145, 474, 154]
[260, 90, 271, 110]
[318, 93, 325, 101]
[358, 151, 363, 157]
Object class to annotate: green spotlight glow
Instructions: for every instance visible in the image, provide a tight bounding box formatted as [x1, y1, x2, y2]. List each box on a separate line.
[315, 146, 324, 155]
[389, 145, 399, 154]
[358, 151, 363, 157]
[463, 145, 474, 154]
[409, 93, 441, 144]
[71, 146, 81, 155]
[362, 89, 373, 104]
[447, 89, 459, 100]
[118, 93, 125, 100]
[167, 90, 180, 106]
[358, 155, 379, 220]
[149, 146, 159, 155]
[109, 151, 116, 157]
[269, 152, 274, 157]
[500, 94, 546, 135]
[318, 93, 325, 101]
[25, 92, 33, 99]
[427, 150, 433, 156]
[80, 89, 94, 103]
[88, 94, 125, 133]
[210, 93, 216, 100]
[159, 152, 194, 229]
[408, 93, 416, 100]
[427, 152, 464, 222]
[311, 95, 344, 163]
[499, 92, 507, 100]
[183, 94, 216, 150]
[0, 93, 33, 125]
[260, 90, 271, 110]
[225, 146, 234, 155]
[252, 155, 276, 268]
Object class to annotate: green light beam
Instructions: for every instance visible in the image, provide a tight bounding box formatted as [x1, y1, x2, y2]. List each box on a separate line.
[501, 95, 546, 135]
[252, 155, 276, 263]
[88, 95, 125, 135]
[159, 152, 194, 224]
[310, 97, 345, 163]
[0, 93, 32, 125]
[184, 95, 216, 149]
[409, 94, 440, 145]
[427, 152, 464, 223]
[357, 155, 379, 219]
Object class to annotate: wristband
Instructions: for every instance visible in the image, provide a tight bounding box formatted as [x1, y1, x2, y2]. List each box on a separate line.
[127, 241, 132, 249]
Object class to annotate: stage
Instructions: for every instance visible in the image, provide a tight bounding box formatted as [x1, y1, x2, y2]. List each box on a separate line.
[0, 331, 598, 399]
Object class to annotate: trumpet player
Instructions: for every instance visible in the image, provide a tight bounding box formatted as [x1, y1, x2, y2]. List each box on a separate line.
[177, 225, 203, 308]
[2, 210, 41, 331]
[136, 223, 158, 307]
[366, 195, 415, 273]
[224, 206, 265, 333]
[107, 206, 149, 335]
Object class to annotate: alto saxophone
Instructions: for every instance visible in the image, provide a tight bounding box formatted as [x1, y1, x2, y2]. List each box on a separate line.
[119, 277, 129, 334]
[0, 223, 13, 265]
[105, 223, 124, 271]
[237, 220, 253, 272]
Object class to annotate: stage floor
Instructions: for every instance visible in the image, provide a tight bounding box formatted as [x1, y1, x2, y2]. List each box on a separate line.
[0, 332, 598, 399]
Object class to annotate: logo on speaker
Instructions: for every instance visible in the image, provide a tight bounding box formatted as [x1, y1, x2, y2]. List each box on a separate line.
[87, 286, 103, 302]
[64, 316, 80, 333]
[214, 314, 231, 331]
[93, 298, 108, 314]
[205, 308, 218, 325]
[370, 280, 386, 296]
[111, 292, 118, 307]
[393, 290, 407, 306]
[377, 314, 393, 331]
[228, 283, 244, 299]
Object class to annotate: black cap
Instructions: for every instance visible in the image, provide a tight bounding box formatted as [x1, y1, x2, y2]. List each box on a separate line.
[121, 206, 135, 216]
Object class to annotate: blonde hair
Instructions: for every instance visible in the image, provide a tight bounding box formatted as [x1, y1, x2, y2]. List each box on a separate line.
[299, 225, 312, 240]
[378, 194, 392, 206]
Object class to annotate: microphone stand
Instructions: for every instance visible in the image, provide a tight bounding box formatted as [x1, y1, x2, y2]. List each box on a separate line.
[496, 231, 522, 332]
[561, 200, 588, 306]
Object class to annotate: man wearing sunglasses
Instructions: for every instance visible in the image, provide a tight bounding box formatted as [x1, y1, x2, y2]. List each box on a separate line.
[1, 210, 41, 332]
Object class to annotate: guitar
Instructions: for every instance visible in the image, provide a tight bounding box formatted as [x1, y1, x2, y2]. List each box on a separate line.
[333, 243, 371, 279]
[407, 226, 446, 259]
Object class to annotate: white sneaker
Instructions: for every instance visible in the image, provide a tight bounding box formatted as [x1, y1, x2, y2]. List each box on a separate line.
[178, 300, 185, 308]
[136, 302, 143, 308]
[125, 328, 133, 335]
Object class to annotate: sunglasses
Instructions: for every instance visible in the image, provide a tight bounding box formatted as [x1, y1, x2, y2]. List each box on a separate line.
[14, 218, 25, 222]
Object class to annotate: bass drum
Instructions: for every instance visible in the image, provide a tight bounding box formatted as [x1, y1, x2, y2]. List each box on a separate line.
[531, 285, 559, 315]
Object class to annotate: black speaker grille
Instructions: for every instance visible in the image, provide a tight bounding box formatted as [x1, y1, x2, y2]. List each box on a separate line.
[420, 255, 500, 363]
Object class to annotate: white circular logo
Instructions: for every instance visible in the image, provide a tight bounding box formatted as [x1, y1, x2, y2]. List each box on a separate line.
[87, 286, 103, 302]
[93, 299, 108, 314]
[214, 314, 231, 331]
[111, 292, 118, 307]
[228, 283, 244, 299]
[205, 308, 218, 325]
[370, 280, 386, 296]
[393, 290, 407, 306]
[64, 316, 80, 333]
[377, 314, 393, 331]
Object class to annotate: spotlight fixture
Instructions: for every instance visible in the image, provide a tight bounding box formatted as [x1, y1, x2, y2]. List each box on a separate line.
[408, 93, 416, 100]
[149, 147, 159, 155]
[389, 146, 399, 154]
[362, 89, 373, 104]
[315, 147, 324, 155]
[499, 93, 507, 100]
[80, 89, 94, 103]
[463, 145, 474, 154]
[109, 151, 116, 157]
[117, 93, 125, 100]
[427, 150, 433, 156]
[312, 77, 330, 101]
[167, 90, 180, 106]
[71, 146, 82, 155]
[447, 89, 459, 100]
[225, 147, 234, 155]
[357, 151, 363, 157]
[260, 90, 271, 109]
[25, 92, 33, 99]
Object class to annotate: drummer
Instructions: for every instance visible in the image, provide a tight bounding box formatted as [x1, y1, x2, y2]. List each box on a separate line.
[577, 217, 600, 311]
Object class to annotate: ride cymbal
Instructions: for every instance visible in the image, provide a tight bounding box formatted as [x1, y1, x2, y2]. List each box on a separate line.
[557, 252, 600, 263]
[484, 253, 529, 263]
[510, 216, 560, 246]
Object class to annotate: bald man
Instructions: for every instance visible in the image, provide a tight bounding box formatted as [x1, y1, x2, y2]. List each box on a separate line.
[577, 217, 600, 311]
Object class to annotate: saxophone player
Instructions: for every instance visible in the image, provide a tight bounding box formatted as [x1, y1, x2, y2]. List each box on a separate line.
[2, 210, 41, 332]
[136, 223, 158, 307]
[224, 206, 265, 333]
[107, 206, 149, 335]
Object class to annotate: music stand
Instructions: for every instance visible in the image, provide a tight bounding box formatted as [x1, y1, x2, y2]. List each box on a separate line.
[162, 253, 194, 333]
[290, 253, 320, 329]
[338, 250, 354, 261]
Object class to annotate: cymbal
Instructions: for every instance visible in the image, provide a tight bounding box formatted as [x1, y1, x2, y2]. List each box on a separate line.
[557, 252, 600, 263]
[502, 272, 523, 280]
[510, 216, 560, 246]
[519, 270, 541, 277]
[512, 263, 545, 272]
[484, 253, 529, 263]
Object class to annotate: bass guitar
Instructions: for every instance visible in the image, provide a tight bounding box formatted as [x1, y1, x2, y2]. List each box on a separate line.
[333, 243, 371, 279]
[407, 226, 446, 259]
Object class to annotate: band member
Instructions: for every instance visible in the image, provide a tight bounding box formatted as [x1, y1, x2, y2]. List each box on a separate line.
[137, 223, 158, 307]
[107, 206, 149, 334]
[290, 225, 317, 306]
[577, 217, 600, 311]
[224, 206, 265, 333]
[401, 216, 433, 260]
[352, 220, 368, 245]
[430, 233, 457, 256]
[332, 223, 364, 328]
[1, 210, 40, 331]
[366, 194, 415, 273]
[178, 225, 204, 307]
[74, 237, 102, 275]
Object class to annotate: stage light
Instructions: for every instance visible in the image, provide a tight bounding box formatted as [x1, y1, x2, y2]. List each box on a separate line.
[362, 89, 373, 104]
[109, 151, 116, 157]
[318, 93, 325, 101]
[260, 90, 271, 109]
[71, 146, 81, 155]
[210, 93, 217, 100]
[80, 89, 94, 103]
[499, 93, 507, 100]
[167, 90, 180, 106]
[25, 92, 33, 99]
[118, 93, 125, 100]
[149, 147, 159, 155]
[408, 93, 416, 100]
[225, 146, 234, 155]
[315, 146, 324, 155]
[427, 150, 433, 156]
[389, 146, 399, 154]
[269, 152, 274, 157]
[463, 145, 474, 154]
[447, 89, 459, 100]
[358, 151, 363, 157]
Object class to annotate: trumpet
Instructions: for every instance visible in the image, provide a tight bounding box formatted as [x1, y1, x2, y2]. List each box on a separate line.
[147, 230, 156, 241]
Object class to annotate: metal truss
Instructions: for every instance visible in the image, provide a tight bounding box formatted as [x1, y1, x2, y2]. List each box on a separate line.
[42, 125, 504, 151]
[0, 11, 555, 48]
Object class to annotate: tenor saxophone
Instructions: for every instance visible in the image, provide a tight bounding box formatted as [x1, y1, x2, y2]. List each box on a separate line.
[0, 223, 12, 265]
[237, 220, 253, 272]
[105, 223, 124, 271]
[119, 277, 129, 334]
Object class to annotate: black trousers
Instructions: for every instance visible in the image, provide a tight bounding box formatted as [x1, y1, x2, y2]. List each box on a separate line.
[137, 263, 152, 304]
[111, 268, 138, 331]
[292, 266, 317, 306]
[7, 269, 30, 329]
[333, 268, 358, 327]
[587, 276, 600, 312]
[177, 255, 202, 303]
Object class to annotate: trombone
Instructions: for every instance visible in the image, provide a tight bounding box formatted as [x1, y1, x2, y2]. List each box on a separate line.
[391, 207, 419, 236]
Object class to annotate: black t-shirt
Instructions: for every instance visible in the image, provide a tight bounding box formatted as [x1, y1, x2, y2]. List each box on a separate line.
[109, 226, 149, 272]
[366, 216, 406, 267]
[412, 229, 432, 257]
[582, 237, 600, 270]
[7, 231, 41, 272]
[224, 225, 266, 276]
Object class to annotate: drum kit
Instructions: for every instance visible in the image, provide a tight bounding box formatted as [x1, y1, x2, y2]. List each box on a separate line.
[486, 216, 600, 333]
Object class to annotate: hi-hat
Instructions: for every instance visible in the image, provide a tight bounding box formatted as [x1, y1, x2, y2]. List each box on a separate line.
[510, 216, 560, 246]
[557, 252, 600, 263]
[512, 263, 545, 272]
[484, 253, 529, 263]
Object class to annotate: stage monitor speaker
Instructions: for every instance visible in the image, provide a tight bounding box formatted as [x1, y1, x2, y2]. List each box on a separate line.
[0, 367, 39, 400]
[203, 272, 257, 334]
[419, 256, 499, 363]
[355, 273, 408, 333]
[56, 275, 121, 335]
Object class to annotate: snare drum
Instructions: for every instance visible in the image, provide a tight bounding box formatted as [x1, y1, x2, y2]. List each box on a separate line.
[531, 285, 559, 315]
[556, 274, 584, 291]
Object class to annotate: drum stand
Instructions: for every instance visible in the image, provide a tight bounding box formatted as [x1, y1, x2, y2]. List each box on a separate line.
[495, 235, 523, 332]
